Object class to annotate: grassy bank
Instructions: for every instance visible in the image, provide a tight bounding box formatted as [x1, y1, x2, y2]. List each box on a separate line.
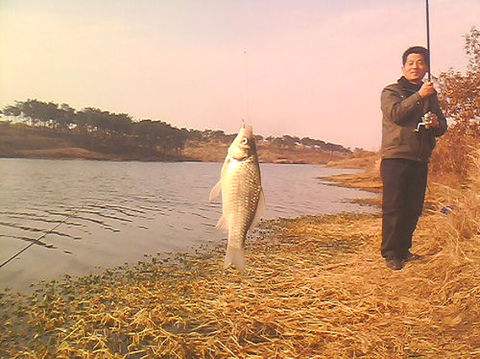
[183, 140, 345, 164]
[1, 149, 479, 358]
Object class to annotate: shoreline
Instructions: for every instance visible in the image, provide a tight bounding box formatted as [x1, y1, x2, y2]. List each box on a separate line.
[0, 154, 339, 165]
[0, 154, 334, 165]
[0, 163, 372, 295]
[1, 166, 479, 357]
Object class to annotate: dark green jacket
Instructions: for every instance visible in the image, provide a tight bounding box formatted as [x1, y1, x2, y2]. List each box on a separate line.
[380, 80, 448, 162]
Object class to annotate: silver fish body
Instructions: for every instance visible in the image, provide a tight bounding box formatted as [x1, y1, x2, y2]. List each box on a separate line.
[209, 125, 265, 270]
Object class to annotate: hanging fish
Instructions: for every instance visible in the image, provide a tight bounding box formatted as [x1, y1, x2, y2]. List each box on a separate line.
[209, 124, 265, 271]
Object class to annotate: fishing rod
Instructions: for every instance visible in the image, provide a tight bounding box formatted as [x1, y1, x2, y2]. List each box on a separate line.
[243, 48, 250, 124]
[426, 0, 431, 81]
[415, 0, 433, 133]
[0, 206, 84, 269]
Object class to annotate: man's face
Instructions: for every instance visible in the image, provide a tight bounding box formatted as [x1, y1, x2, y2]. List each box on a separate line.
[402, 53, 428, 83]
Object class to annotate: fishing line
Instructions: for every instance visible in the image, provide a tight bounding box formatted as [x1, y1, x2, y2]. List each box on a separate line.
[0, 206, 85, 269]
[243, 48, 250, 122]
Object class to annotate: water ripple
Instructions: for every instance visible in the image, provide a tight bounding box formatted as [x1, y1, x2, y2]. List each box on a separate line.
[0, 160, 375, 259]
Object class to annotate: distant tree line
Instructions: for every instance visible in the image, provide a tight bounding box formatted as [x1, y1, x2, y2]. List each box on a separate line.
[200, 130, 351, 154]
[1, 100, 191, 158]
[0, 99, 351, 157]
[263, 134, 351, 154]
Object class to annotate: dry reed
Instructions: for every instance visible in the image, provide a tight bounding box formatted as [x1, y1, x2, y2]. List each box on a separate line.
[1, 152, 479, 359]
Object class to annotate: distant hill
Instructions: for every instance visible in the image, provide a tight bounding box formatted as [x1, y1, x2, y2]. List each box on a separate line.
[0, 99, 352, 163]
[182, 138, 350, 164]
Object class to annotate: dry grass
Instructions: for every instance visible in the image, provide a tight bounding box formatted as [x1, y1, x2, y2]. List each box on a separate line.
[429, 122, 480, 187]
[326, 153, 379, 170]
[322, 154, 382, 195]
[2, 132, 479, 358]
[1, 149, 479, 358]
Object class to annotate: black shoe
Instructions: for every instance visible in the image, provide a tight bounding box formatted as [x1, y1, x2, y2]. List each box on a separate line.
[385, 258, 404, 271]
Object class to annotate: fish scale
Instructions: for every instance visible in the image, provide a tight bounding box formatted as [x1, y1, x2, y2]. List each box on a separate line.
[209, 125, 265, 271]
[222, 157, 261, 250]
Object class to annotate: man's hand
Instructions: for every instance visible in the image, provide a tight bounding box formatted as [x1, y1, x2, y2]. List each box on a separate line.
[418, 81, 436, 98]
[424, 112, 440, 129]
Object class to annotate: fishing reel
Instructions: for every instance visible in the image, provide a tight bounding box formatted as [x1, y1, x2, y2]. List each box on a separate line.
[414, 111, 434, 133]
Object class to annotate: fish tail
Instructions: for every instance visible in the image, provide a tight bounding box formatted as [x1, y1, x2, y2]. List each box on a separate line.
[224, 246, 245, 271]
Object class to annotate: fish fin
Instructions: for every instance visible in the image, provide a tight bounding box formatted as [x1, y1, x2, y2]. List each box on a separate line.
[224, 246, 245, 271]
[209, 180, 221, 202]
[209, 157, 230, 202]
[220, 157, 230, 177]
[215, 214, 229, 232]
[251, 188, 266, 227]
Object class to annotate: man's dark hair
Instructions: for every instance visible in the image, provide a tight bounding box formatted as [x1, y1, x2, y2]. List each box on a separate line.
[402, 46, 429, 66]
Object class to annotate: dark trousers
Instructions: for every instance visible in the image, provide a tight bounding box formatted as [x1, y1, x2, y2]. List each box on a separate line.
[381, 158, 428, 259]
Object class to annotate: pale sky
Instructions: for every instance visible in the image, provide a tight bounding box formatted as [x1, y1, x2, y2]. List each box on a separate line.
[1, 1, 478, 149]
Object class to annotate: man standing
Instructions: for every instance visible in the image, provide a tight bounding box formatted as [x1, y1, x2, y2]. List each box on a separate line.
[380, 46, 447, 270]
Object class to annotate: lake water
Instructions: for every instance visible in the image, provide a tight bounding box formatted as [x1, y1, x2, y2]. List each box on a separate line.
[0, 159, 375, 291]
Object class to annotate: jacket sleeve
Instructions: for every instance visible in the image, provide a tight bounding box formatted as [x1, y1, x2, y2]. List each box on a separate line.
[430, 94, 448, 137]
[381, 86, 424, 125]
